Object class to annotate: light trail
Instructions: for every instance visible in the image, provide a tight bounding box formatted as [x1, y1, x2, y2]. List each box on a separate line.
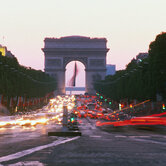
[0, 95, 76, 129]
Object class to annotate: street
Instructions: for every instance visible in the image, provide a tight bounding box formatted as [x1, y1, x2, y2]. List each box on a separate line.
[0, 96, 166, 166]
[0, 118, 166, 166]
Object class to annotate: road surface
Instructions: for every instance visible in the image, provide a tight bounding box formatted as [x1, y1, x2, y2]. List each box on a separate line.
[0, 95, 166, 166]
[0, 117, 166, 166]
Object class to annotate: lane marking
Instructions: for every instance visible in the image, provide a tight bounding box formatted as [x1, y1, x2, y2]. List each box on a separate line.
[130, 138, 166, 145]
[115, 135, 127, 138]
[128, 136, 150, 138]
[136, 136, 150, 138]
[0, 136, 80, 163]
[90, 135, 101, 138]
[8, 161, 44, 166]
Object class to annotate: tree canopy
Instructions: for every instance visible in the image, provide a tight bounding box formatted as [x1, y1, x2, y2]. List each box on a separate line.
[0, 55, 57, 98]
[94, 32, 166, 102]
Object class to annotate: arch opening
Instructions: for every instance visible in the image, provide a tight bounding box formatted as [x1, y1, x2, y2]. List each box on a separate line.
[65, 61, 85, 95]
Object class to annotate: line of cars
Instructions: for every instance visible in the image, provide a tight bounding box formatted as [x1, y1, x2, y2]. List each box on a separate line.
[75, 96, 166, 131]
[96, 112, 166, 131]
[76, 103, 107, 119]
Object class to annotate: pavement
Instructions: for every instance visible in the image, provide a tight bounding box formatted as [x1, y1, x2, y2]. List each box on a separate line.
[1, 117, 166, 166]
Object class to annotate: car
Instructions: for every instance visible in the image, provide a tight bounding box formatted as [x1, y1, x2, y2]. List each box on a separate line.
[96, 114, 166, 130]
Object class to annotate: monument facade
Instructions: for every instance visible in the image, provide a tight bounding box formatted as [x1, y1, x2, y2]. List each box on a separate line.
[42, 36, 109, 94]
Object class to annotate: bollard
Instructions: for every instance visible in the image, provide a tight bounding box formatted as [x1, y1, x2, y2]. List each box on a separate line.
[62, 105, 68, 131]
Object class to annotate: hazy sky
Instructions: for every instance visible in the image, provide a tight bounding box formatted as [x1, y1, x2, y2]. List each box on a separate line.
[65, 61, 85, 87]
[0, 0, 166, 72]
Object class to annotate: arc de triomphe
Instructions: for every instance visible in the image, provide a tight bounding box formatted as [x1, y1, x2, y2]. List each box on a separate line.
[42, 36, 109, 95]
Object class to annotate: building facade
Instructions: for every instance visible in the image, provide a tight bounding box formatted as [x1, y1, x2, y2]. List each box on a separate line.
[106, 64, 116, 76]
[0, 45, 15, 58]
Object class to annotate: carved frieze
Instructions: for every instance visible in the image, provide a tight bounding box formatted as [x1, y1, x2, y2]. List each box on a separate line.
[46, 59, 62, 67]
[89, 59, 104, 67]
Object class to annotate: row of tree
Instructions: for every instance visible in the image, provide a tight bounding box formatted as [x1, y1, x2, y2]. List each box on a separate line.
[94, 32, 166, 102]
[0, 55, 57, 113]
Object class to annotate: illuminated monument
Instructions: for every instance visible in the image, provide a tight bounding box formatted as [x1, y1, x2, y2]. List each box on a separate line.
[42, 36, 109, 94]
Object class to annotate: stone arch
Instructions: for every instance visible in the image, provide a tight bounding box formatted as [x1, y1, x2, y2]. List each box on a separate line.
[63, 57, 88, 69]
[42, 36, 109, 94]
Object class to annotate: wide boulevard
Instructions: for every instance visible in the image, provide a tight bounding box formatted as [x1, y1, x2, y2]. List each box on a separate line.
[0, 95, 166, 166]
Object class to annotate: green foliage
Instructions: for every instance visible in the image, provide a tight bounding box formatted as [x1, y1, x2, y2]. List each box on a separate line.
[94, 32, 166, 102]
[149, 32, 166, 99]
[0, 55, 57, 98]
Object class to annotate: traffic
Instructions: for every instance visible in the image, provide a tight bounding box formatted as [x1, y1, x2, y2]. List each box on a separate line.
[74, 95, 166, 132]
[0, 94, 166, 133]
[0, 94, 166, 166]
[0, 95, 75, 129]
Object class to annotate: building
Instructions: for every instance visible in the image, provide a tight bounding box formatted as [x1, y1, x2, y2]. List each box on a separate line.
[106, 64, 116, 76]
[136, 52, 148, 63]
[0, 45, 6, 56]
[0, 45, 15, 58]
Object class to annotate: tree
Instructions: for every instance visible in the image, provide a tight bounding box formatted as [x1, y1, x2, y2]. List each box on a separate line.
[0, 55, 57, 112]
[149, 32, 166, 100]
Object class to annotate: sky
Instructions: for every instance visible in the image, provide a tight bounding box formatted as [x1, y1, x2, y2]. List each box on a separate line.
[65, 61, 85, 87]
[0, 0, 166, 85]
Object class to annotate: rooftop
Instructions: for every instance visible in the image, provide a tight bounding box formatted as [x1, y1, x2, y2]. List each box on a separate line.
[44, 36, 107, 42]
